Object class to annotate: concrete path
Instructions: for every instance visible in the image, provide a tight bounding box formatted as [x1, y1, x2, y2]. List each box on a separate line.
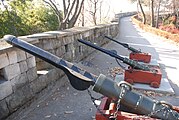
[6, 17, 179, 120]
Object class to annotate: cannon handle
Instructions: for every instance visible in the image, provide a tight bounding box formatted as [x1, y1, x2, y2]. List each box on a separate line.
[3, 35, 96, 90]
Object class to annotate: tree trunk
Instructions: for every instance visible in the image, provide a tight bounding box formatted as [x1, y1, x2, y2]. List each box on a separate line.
[93, 0, 97, 25]
[138, 0, 146, 24]
[150, 0, 155, 27]
[156, 0, 161, 28]
[60, 22, 67, 30]
[82, 3, 84, 26]
[68, 0, 85, 28]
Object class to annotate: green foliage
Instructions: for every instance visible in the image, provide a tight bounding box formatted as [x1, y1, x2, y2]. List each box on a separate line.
[0, 0, 59, 38]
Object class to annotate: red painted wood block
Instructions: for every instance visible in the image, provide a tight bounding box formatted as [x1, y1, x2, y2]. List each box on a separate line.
[130, 52, 151, 63]
[124, 66, 162, 88]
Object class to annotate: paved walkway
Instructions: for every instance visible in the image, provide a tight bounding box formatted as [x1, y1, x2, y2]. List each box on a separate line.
[6, 17, 179, 120]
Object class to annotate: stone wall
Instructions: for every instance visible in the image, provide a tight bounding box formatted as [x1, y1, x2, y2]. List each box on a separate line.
[0, 23, 118, 119]
[111, 11, 137, 23]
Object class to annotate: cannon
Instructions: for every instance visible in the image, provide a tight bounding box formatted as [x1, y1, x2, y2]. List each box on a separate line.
[105, 36, 151, 63]
[3, 35, 179, 120]
[78, 39, 161, 88]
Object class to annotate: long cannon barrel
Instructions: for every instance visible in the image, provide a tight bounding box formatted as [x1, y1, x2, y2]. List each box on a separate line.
[3, 35, 179, 120]
[78, 39, 151, 71]
[105, 36, 142, 53]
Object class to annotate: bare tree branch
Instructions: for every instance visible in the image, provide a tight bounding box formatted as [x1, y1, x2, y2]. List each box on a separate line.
[43, 0, 61, 18]
[63, 0, 76, 23]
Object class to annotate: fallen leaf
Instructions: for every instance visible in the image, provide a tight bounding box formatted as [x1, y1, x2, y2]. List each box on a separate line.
[54, 113, 57, 116]
[92, 116, 95, 120]
[64, 111, 73, 114]
[45, 115, 51, 118]
[89, 108, 92, 111]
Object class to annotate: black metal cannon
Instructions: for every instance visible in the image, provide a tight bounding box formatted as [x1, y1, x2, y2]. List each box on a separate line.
[78, 39, 162, 88]
[78, 39, 150, 71]
[104, 36, 141, 53]
[3, 35, 179, 120]
[104, 36, 152, 63]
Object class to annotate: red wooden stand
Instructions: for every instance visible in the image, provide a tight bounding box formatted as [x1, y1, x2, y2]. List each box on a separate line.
[129, 52, 151, 63]
[124, 66, 162, 88]
[96, 97, 158, 120]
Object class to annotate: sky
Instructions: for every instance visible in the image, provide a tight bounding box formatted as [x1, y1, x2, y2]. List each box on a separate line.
[50, 0, 137, 25]
[54, 0, 137, 13]
[97, 0, 137, 20]
[106, 0, 137, 13]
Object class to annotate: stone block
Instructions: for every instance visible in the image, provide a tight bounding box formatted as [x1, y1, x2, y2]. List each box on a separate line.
[0, 99, 9, 120]
[3, 63, 21, 80]
[65, 52, 73, 61]
[17, 50, 26, 62]
[42, 40, 53, 50]
[55, 47, 64, 57]
[26, 52, 34, 58]
[6, 90, 25, 112]
[61, 46, 66, 54]
[27, 57, 36, 69]
[0, 53, 9, 69]
[0, 80, 13, 100]
[19, 61, 28, 73]
[27, 67, 38, 82]
[61, 36, 73, 45]
[30, 74, 47, 94]
[48, 49, 55, 55]
[53, 40, 61, 49]
[83, 31, 90, 38]
[7, 51, 18, 64]
[22, 84, 34, 101]
[6, 85, 33, 112]
[11, 72, 29, 90]
[45, 69, 61, 85]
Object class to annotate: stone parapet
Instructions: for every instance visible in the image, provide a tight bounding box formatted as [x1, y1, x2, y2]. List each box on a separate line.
[112, 11, 137, 23]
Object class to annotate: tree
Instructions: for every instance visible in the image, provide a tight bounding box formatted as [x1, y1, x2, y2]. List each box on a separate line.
[130, 0, 146, 24]
[43, 0, 85, 30]
[137, 0, 146, 24]
[87, 0, 102, 25]
[150, 0, 155, 27]
[1, 0, 18, 36]
[0, 0, 59, 38]
[155, 0, 161, 28]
